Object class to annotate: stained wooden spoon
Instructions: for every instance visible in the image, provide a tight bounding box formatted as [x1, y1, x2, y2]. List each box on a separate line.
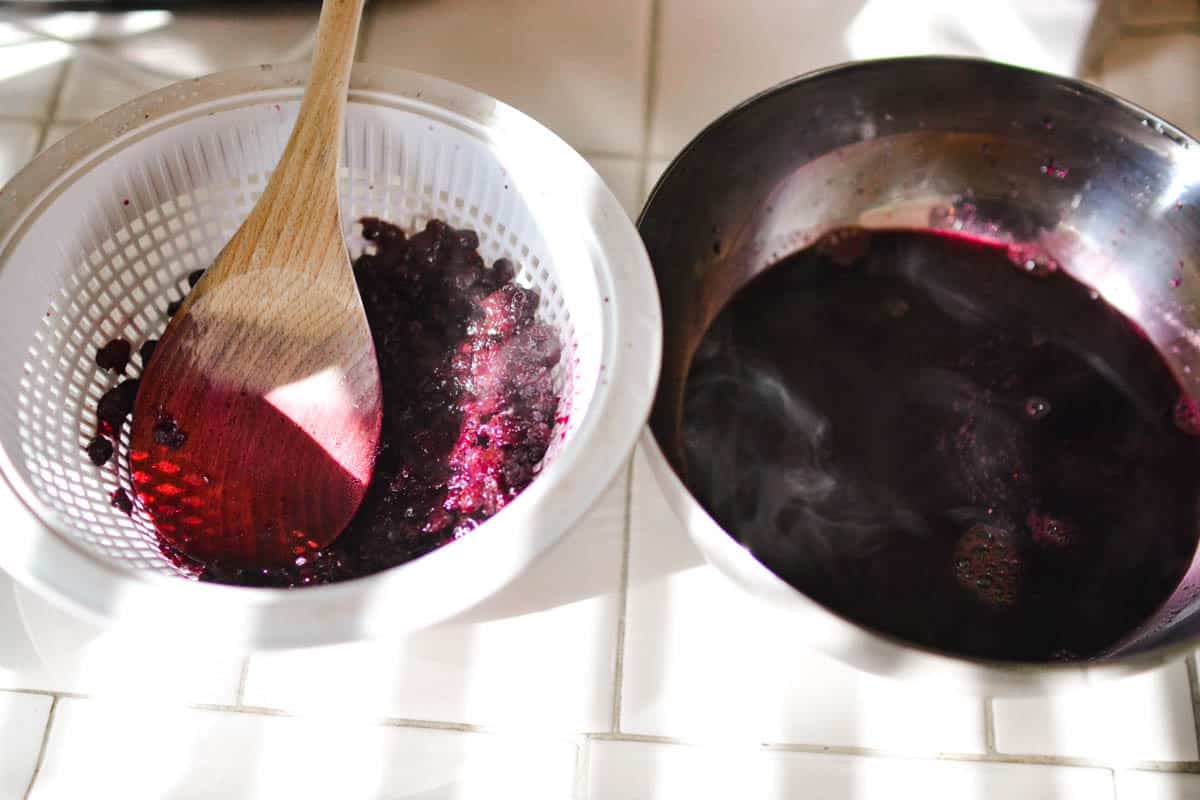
[130, 0, 382, 570]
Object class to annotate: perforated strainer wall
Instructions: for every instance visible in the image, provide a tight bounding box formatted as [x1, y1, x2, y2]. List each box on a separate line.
[0, 100, 601, 577]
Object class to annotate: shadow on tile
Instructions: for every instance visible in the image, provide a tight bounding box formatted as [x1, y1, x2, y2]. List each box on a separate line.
[0, 690, 51, 800]
[450, 464, 628, 625]
[1090, 31, 1200, 134]
[11, 579, 245, 704]
[587, 741, 1113, 799]
[1078, 0, 1123, 75]
[240, 472, 629, 732]
[49, 701, 535, 800]
[0, 571, 47, 678]
[361, 0, 651, 155]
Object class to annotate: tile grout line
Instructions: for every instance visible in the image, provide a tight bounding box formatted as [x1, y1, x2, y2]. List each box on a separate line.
[0, 688, 84, 701]
[36, 117, 89, 128]
[1116, 19, 1200, 36]
[578, 150, 643, 162]
[1185, 654, 1200, 759]
[983, 697, 997, 754]
[188, 698, 1200, 777]
[190, 702, 580, 748]
[21, 695, 58, 800]
[0, 114, 55, 126]
[32, 55, 73, 154]
[234, 655, 252, 706]
[583, 731, 1200, 773]
[635, 0, 664, 213]
[572, 735, 591, 800]
[609, 457, 635, 734]
[7, 686, 1200, 776]
[610, 0, 662, 742]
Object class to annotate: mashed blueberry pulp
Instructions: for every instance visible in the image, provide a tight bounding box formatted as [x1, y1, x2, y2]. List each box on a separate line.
[89, 218, 563, 587]
[683, 229, 1200, 662]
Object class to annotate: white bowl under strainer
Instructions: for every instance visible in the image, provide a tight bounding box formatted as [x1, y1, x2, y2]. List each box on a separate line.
[0, 64, 661, 649]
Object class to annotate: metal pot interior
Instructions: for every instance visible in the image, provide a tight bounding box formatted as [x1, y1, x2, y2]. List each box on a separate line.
[639, 57, 1200, 665]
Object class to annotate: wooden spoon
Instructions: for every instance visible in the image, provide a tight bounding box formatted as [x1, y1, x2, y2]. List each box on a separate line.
[130, 0, 382, 570]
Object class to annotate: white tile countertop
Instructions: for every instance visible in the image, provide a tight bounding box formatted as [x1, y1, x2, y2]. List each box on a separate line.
[0, 1, 1199, 798]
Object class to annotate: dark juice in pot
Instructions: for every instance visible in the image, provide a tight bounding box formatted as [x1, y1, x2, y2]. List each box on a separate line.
[682, 229, 1200, 661]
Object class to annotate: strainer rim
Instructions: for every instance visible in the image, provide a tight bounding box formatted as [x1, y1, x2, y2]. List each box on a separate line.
[0, 62, 662, 647]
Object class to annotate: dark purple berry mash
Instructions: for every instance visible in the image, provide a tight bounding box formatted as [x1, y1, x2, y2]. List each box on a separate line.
[94, 338, 131, 374]
[87, 218, 562, 587]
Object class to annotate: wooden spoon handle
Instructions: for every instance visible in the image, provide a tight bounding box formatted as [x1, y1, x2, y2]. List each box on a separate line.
[257, 0, 365, 218]
[211, 0, 366, 283]
[288, 0, 366, 182]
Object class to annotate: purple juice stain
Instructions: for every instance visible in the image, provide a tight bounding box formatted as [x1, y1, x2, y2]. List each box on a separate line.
[682, 229, 1200, 662]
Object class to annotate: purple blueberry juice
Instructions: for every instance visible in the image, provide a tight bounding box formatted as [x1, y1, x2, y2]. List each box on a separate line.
[683, 229, 1200, 661]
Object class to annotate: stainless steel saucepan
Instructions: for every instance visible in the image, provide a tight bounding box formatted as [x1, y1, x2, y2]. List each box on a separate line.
[638, 57, 1200, 694]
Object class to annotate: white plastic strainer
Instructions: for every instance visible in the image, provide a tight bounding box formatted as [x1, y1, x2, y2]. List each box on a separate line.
[0, 64, 661, 649]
